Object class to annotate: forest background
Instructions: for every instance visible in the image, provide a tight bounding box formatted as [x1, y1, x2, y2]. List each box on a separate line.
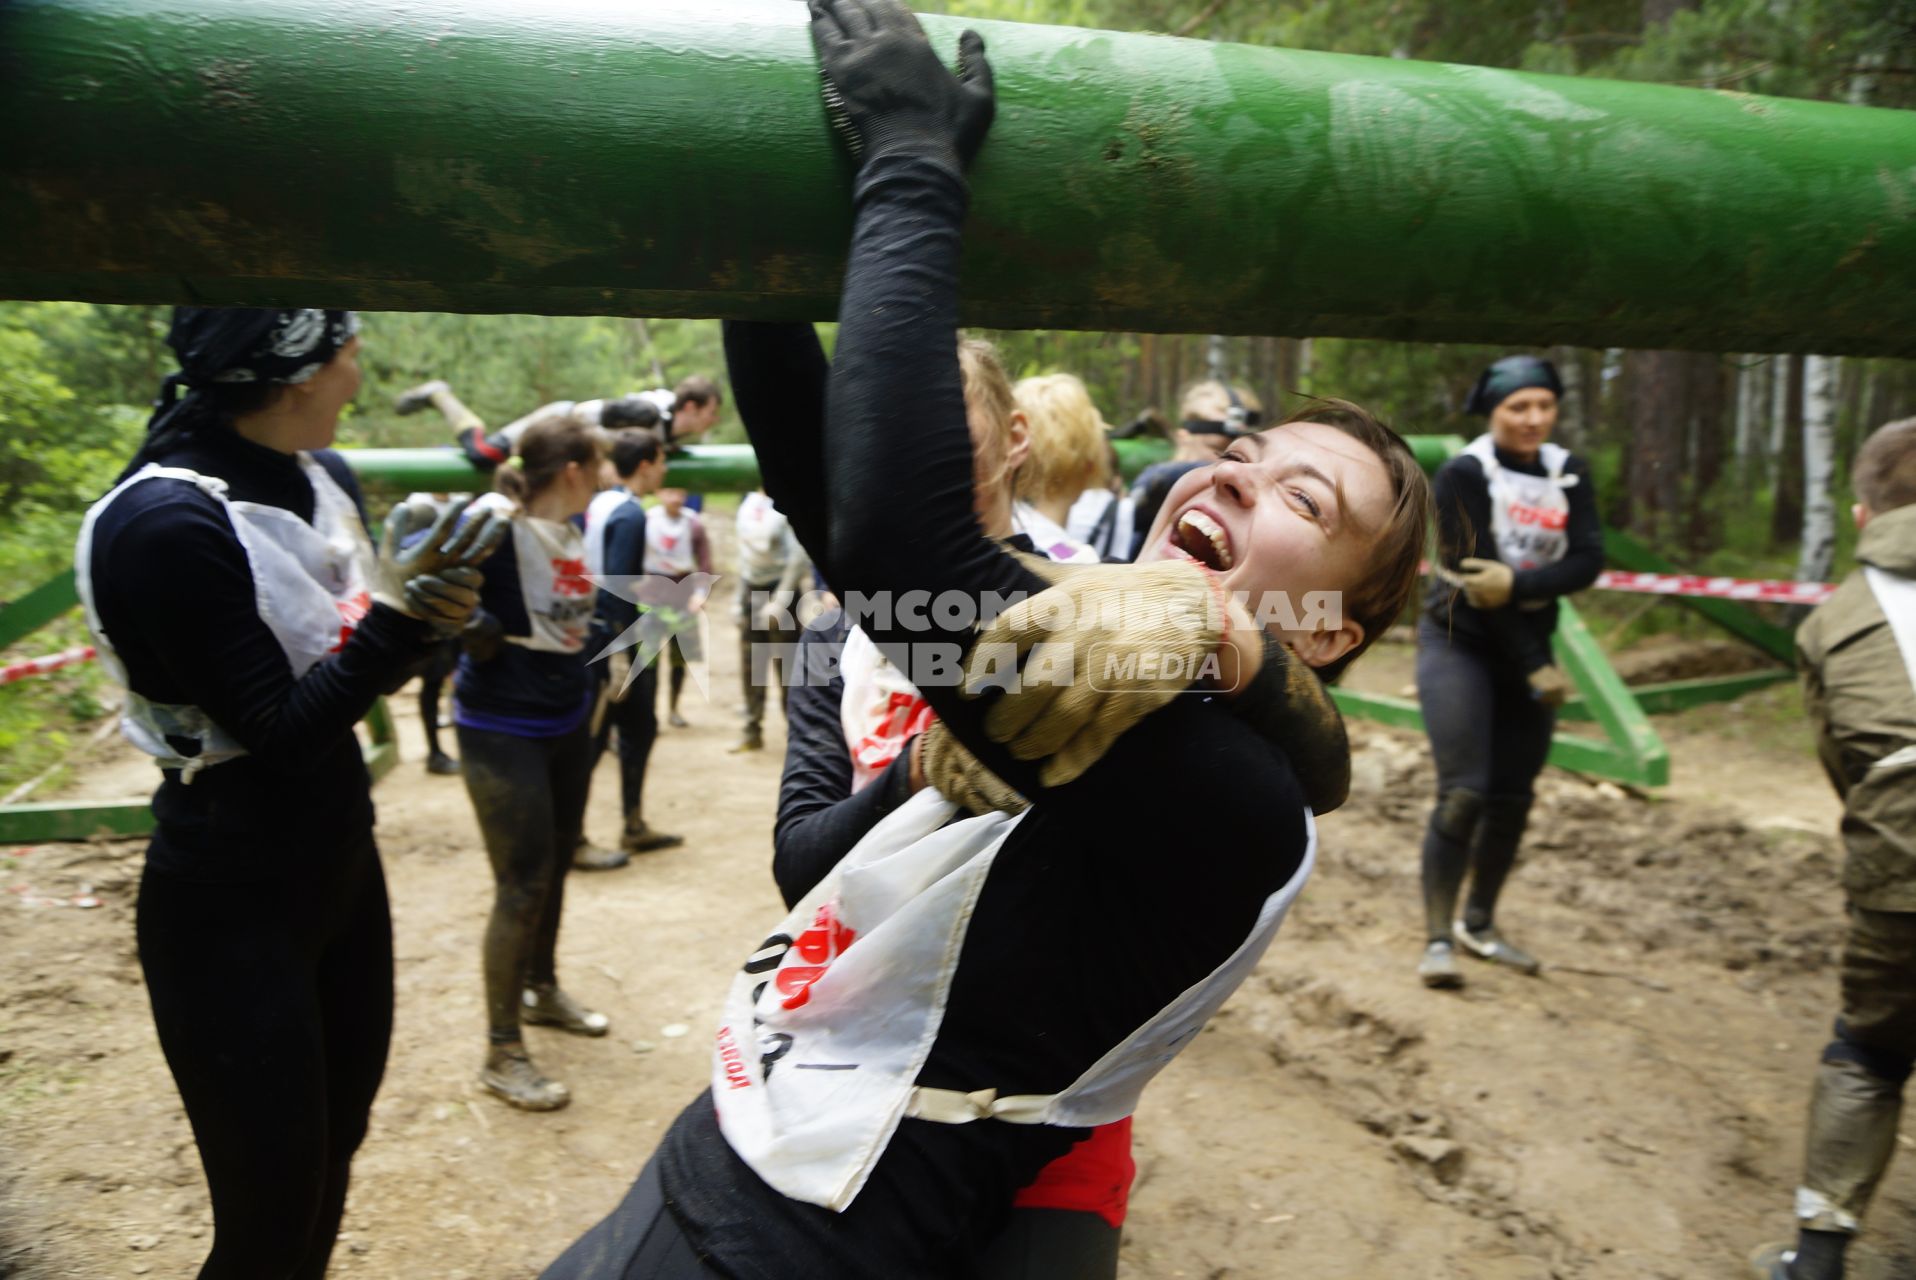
[1, 0, 1912, 790]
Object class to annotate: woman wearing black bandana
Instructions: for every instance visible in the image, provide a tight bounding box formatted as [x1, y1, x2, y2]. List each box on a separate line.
[75, 307, 504, 1278]
[1414, 355, 1605, 989]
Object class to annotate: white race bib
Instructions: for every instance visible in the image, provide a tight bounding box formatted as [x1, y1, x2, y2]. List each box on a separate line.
[1463, 434, 1574, 582]
[712, 788, 1315, 1211]
[75, 456, 375, 780]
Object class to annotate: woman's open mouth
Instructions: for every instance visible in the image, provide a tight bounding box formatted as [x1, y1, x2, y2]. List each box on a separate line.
[1169, 508, 1233, 571]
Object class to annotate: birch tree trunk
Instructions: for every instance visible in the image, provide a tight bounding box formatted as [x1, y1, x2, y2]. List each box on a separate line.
[1797, 354, 1839, 583]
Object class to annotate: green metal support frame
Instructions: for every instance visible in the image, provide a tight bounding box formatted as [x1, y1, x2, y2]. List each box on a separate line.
[1333, 599, 1672, 788]
[1601, 530, 1798, 663]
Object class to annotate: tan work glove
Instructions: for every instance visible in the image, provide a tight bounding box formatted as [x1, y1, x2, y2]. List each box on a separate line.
[1528, 664, 1571, 709]
[919, 720, 1028, 817]
[1456, 557, 1516, 610]
[963, 556, 1226, 788]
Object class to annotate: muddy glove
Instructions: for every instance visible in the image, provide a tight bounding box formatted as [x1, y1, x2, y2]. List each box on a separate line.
[809, 0, 995, 174]
[963, 556, 1226, 788]
[1527, 664, 1571, 709]
[1227, 634, 1350, 814]
[401, 565, 483, 636]
[1456, 557, 1515, 610]
[462, 612, 505, 664]
[374, 496, 508, 616]
[919, 720, 1028, 817]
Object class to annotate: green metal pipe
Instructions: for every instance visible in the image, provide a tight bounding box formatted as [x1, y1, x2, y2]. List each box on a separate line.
[3, 1, 1913, 354]
[339, 434, 1451, 496]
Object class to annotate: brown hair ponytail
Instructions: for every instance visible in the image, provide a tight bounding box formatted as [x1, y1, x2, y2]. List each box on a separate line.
[495, 417, 603, 503]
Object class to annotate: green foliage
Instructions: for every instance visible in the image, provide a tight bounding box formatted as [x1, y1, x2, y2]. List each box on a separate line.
[346, 313, 737, 447]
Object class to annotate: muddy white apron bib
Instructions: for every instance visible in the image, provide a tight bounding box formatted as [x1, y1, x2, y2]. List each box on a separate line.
[839, 626, 938, 793]
[469, 494, 593, 655]
[1463, 434, 1575, 605]
[582, 487, 633, 579]
[1865, 566, 1916, 777]
[837, 532, 1092, 792]
[643, 508, 699, 579]
[74, 457, 374, 781]
[1866, 566, 1916, 694]
[712, 787, 1316, 1210]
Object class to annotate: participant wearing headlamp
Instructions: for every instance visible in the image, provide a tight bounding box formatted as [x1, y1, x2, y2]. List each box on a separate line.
[1126, 379, 1264, 559]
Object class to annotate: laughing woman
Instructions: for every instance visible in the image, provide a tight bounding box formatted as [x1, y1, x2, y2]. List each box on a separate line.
[540, 5, 1432, 1277]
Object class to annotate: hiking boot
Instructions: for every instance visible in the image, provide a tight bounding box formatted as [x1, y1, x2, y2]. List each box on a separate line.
[1418, 940, 1464, 989]
[522, 984, 610, 1037]
[1455, 921, 1542, 974]
[728, 733, 764, 754]
[393, 379, 449, 415]
[426, 749, 460, 776]
[572, 838, 629, 872]
[669, 710, 690, 729]
[480, 1046, 569, 1111]
[621, 824, 684, 855]
[1747, 1243, 1796, 1280]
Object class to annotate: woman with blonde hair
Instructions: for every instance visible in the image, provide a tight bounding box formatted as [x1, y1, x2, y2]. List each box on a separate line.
[1012, 372, 1110, 563]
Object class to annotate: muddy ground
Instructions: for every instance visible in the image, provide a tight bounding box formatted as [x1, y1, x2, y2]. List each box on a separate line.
[3, 583, 1913, 1279]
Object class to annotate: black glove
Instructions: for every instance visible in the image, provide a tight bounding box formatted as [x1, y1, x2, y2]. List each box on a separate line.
[808, 0, 995, 174]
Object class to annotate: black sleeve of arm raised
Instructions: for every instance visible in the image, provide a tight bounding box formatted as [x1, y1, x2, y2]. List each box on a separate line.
[721, 321, 833, 566]
[818, 153, 1054, 801]
[772, 621, 916, 906]
[1513, 456, 1604, 603]
[112, 501, 435, 774]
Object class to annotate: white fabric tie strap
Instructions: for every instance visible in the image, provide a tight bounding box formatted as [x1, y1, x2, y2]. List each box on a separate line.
[905, 1086, 1055, 1125]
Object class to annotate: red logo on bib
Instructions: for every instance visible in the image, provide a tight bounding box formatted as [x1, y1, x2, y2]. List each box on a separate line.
[776, 902, 859, 1010]
[552, 557, 592, 597]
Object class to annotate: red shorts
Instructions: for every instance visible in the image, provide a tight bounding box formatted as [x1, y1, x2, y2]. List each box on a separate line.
[1009, 1117, 1135, 1228]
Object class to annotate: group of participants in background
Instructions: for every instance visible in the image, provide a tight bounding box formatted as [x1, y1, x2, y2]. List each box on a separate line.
[62, 2, 1916, 1277]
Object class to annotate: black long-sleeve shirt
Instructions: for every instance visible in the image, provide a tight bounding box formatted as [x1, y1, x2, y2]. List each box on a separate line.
[84, 429, 438, 881]
[1422, 446, 1604, 671]
[658, 152, 1312, 1280]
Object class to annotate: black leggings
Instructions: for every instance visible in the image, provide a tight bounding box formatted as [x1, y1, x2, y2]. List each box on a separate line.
[137, 834, 393, 1280]
[458, 720, 594, 1043]
[420, 641, 458, 758]
[590, 660, 661, 835]
[1415, 625, 1556, 940]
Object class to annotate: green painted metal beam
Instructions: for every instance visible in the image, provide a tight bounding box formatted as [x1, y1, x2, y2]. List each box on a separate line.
[4, 1, 1914, 354]
[1332, 602, 1670, 787]
[1557, 666, 1794, 721]
[0, 571, 80, 652]
[1602, 530, 1799, 662]
[0, 799, 154, 843]
[341, 437, 1178, 495]
[1551, 600, 1669, 785]
[1328, 684, 1667, 788]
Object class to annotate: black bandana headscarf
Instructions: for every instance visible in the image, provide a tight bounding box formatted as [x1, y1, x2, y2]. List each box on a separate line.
[123, 307, 360, 479]
[1463, 355, 1563, 416]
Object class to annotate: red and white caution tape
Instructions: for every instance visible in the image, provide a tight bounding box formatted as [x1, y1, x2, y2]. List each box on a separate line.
[1422, 562, 1836, 605]
[0, 645, 97, 687]
[1590, 570, 1835, 606]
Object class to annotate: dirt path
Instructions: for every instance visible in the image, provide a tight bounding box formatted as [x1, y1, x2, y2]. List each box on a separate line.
[3, 617, 1911, 1279]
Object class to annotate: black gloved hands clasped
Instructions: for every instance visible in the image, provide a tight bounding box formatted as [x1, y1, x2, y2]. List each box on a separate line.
[808, 0, 995, 175]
